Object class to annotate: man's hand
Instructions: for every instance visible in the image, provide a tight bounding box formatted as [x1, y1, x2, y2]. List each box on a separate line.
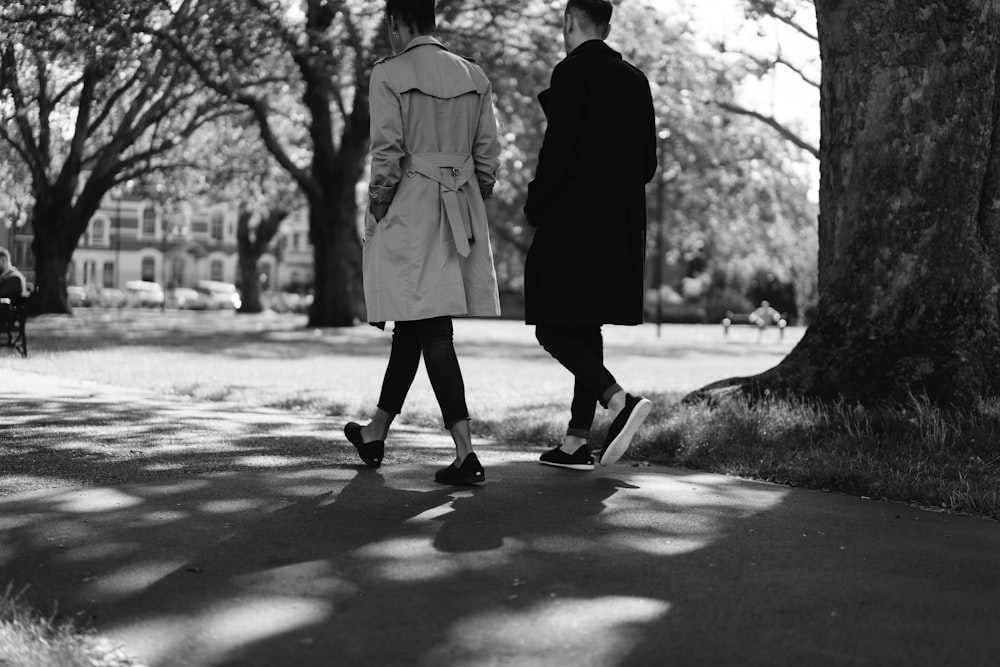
[370, 201, 389, 222]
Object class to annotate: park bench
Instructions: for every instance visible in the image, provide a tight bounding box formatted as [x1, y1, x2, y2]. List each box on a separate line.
[721, 309, 787, 342]
[0, 282, 32, 358]
[0, 294, 28, 358]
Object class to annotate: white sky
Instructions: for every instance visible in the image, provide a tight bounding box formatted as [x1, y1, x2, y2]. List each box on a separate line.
[646, 0, 820, 194]
[647, 0, 819, 143]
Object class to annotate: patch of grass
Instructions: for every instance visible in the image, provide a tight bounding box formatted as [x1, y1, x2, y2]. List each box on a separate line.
[629, 392, 1000, 520]
[0, 585, 144, 667]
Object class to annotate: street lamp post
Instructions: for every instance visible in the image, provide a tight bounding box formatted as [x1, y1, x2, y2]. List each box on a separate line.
[160, 208, 168, 312]
[115, 195, 122, 289]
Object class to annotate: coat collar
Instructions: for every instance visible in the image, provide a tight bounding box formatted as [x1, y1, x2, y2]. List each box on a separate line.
[399, 35, 448, 55]
[567, 39, 622, 60]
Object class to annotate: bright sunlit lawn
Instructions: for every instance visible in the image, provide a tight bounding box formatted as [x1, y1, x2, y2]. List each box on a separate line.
[3, 308, 797, 444]
[4, 308, 999, 521]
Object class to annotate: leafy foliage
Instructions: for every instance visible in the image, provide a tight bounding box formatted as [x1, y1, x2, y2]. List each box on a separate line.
[0, 0, 239, 312]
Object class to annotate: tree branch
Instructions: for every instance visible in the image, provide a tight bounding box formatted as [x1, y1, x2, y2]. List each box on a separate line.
[35, 53, 51, 169]
[0, 45, 46, 178]
[86, 65, 146, 136]
[240, 94, 320, 200]
[775, 53, 820, 89]
[747, 1, 818, 42]
[715, 100, 819, 158]
[732, 48, 820, 89]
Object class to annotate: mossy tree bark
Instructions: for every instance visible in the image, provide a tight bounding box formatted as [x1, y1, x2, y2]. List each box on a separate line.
[691, 0, 1000, 406]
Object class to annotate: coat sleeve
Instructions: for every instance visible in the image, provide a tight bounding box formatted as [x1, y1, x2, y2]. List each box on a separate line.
[368, 64, 406, 205]
[524, 61, 585, 227]
[640, 73, 658, 185]
[473, 81, 501, 199]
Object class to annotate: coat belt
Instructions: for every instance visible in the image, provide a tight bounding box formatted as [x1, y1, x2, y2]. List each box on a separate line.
[404, 153, 475, 257]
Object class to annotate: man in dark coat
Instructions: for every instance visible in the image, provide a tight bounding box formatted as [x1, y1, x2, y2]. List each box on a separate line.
[523, 0, 657, 471]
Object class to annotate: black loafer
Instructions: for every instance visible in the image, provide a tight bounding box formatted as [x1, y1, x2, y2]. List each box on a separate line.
[344, 422, 384, 468]
[434, 452, 486, 485]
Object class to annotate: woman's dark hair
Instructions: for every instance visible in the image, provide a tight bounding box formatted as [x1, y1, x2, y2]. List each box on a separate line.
[386, 0, 436, 33]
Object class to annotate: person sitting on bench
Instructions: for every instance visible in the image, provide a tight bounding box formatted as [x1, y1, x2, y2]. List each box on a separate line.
[749, 300, 783, 342]
[0, 247, 27, 302]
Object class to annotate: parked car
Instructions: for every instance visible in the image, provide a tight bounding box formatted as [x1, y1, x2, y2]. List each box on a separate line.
[95, 288, 129, 308]
[67, 285, 89, 307]
[124, 280, 165, 308]
[195, 280, 241, 310]
[167, 287, 207, 310]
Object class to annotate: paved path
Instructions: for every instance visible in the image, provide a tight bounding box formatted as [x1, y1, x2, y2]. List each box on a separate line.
[2, 370, 999, 666]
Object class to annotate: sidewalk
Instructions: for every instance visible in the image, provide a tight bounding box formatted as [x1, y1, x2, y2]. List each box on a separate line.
[2, 369, 999, 666]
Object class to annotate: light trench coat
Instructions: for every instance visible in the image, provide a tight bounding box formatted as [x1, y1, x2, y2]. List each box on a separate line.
[364, 36, 502, 323]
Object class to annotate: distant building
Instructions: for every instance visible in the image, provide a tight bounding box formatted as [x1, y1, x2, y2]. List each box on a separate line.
[5, 196, 316, 293]
[276, 208, 315, 292]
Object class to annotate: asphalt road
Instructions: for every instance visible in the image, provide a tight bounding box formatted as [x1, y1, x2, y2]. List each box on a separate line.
[2, 369, 999, 666]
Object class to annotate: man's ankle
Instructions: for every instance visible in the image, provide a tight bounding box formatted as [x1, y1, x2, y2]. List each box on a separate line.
[560, 435, 588, 454]
[607, 390, 627, 415]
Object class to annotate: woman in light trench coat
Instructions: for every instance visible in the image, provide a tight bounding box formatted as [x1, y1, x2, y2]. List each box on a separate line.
[344, 0, 501, 485]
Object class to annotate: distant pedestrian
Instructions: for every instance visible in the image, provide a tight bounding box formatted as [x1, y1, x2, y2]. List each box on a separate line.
[344, 0, 502, 485]
[0, 247, 27, 301]
[523, 0, 657, 470]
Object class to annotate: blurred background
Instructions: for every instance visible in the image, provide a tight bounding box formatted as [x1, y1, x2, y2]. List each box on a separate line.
[1, 0, 818, 326]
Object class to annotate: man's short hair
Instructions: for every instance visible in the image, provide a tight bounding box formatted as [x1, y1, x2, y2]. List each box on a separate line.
[566, 0, 612, 30]
[0, 247, 10, 263]
[386, 0, 436, 33]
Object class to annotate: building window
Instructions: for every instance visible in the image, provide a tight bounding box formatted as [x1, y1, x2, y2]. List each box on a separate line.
[211, 213, 224, 241]
[92, 219, 105, 246]
[171, 257, 184, 286]
[103, 262, 115, 288]
[142, 208, 156, 237]
[141, 256, 155, 282]
[293, 233, 301, 251]
[83, 260, 96, 285]
[210, 259, 224, 281]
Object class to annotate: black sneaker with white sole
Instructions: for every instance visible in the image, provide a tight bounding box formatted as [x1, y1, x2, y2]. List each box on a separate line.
[599, 394, 652, 466]
[539, 445, 595, 471]
[434, 452, 486, 485]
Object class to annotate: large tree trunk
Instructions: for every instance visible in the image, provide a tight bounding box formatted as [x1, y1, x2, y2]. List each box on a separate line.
[308, 188, 364, 327]
[236, 209, 263, 314]
[237, 253, 263, 313]
[691, 0, 1000, 406]
[29, 194, 80, 315]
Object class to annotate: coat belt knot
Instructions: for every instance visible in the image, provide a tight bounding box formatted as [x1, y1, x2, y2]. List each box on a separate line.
[404, 152, 476, 257]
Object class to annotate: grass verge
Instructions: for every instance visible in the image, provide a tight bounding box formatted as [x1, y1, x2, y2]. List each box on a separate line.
[0, 586, 143, 667]
[359, 389, 1000, 521]
[624, 392, 1000, 520]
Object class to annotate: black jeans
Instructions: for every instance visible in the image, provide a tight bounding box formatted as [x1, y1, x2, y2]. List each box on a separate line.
[378, 317, 469, 429]
[535, 325, 622, 438]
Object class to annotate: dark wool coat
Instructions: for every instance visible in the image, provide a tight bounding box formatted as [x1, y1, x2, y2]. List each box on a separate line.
[523, 39, 657, 325]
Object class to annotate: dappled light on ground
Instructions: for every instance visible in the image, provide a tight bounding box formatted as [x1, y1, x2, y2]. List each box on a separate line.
[427, 596, 672, 666]
[4, 327, 1000, 666]
[0, 436, 795, 666]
